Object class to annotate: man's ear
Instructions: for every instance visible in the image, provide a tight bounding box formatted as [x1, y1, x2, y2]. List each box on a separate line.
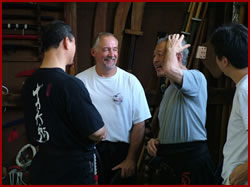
[91, 48, 96, 57]
[63, 37, 70, 50]
[221, 56, 230, 68]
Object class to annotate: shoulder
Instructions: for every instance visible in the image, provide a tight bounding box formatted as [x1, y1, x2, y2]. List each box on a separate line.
[186, 69, 205, 77]
[184, 69, 207, 82]
[50, 71, 87, 94]
[75, 66, 94, 80]
[117, 67, 140, 83]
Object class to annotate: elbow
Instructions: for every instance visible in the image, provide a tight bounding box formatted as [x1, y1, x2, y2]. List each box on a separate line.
[89, 126, 107, 142]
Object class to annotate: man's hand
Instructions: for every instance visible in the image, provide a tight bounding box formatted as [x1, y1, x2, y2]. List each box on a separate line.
[229, 161, 248, 185]
[146, 138, 160, 157]
[166, 34, 191, 54]
[162, 34, 190, 85]
[112, 158, 136, 178]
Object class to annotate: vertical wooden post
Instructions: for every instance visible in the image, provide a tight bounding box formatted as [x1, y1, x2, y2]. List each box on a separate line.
[113, 2, 132, 66]
[64, 2, 77, 76]
[93, 3, 108, 40]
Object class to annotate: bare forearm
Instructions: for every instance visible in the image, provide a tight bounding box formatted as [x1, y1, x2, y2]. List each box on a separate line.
[230, 161, 248, 185]
[163, 41, 183, 84]
[126, 122, 145, 161]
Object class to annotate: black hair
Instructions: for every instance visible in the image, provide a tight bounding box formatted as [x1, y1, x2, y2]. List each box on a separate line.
[41, 20, 74, 52]
[210, 23, 248, 69]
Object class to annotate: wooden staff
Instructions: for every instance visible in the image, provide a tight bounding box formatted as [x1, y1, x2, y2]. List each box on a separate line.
[188, 2, 203, 44]
[239, 3, 247, 24]
[113, 2, 132, 66]
[181, 2, 193, 32]
[3, 14, 54, 21]
[3, 44, 39, 51]
[3, 2, 63, 12]
[187, 2, 208, 69]
[137, 107, 159, 170]
[93, 3, 108, 39]
[192, 17, 206, 70]
[2, 23, 38, 30]
[184, 2, 196, 33]
[64, 3, 77, 76]
[3, 34, 39, 40]
[125, 2, 145, 72]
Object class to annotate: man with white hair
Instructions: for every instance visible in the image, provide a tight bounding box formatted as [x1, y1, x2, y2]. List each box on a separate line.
[147, 34, 215, 184]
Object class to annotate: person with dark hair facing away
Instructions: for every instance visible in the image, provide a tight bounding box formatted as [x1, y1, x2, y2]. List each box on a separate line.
[76, 32, 151, 184]
[22, 20, 106, 185]
[211, 23, 248, 185]
[146, 34, 215, 184]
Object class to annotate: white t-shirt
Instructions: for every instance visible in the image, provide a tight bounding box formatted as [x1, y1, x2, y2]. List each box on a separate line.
[222, 74, 248, 184]
[76, 66, 151, 143]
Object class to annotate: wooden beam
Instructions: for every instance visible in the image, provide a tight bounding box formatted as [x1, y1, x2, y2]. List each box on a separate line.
[64, 3, 77, 76]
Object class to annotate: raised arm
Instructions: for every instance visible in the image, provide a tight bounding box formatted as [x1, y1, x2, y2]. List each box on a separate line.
[163, 34, 190, 85]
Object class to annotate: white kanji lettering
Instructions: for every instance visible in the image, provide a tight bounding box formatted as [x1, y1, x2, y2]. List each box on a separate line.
[33, 83, 49, 143]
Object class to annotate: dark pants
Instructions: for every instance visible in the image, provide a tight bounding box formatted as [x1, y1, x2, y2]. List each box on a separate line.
[30, 152, 95, 185]
[96, 141, 137, 184]
[148, 141, 216, 185]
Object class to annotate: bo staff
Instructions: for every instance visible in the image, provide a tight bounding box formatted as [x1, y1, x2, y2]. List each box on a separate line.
[181, 2, 196, 41]
[239, 3, 247, 24]
[181, 2, 193, 33]
[2, 23, 38, 30]
[3, 14, 55, 21]
[3, 3, 63, 12]
[187, 3, 208, 70]
[93, 3, 108, 38]
[124, 2, 145, 72]
[113, 2, 132, 66]
[3, 44, 39, 51]
[3, 34, 39, 40]
[188, 2, 203, 44]
[16, 69, 37, 77]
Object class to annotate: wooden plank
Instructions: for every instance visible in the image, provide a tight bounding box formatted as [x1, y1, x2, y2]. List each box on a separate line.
[187, 2, 208, 69]
[93, 2, 108, 38]
[125, 2, 145, 72]
[113, 2, 132, 66]
[64, 3, 77, 76]
[185, 2, 196, 33]
[131, 2, 145, 32]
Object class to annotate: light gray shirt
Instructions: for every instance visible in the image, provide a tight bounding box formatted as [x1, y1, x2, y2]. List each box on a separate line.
[159, 70, 207, 144]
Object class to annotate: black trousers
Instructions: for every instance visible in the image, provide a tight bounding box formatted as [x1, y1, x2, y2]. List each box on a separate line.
[96, 141, 137, 185]
[148, 141, 216, 185]
[30, 152, 95, 185]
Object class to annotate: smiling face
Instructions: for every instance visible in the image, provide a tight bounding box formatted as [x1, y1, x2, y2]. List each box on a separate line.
[91, 35, 118, 72]
[153, 41, 166, 77]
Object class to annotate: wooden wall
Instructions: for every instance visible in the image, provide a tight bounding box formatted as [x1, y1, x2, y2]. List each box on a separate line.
[2, 2, 248, 184]
[74, 2, 249, 168]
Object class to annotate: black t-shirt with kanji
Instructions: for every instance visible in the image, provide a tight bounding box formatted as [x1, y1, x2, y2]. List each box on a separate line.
[22, 68, 104, 184]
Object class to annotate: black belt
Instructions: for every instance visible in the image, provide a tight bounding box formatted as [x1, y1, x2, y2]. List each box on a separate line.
[157, 141, 208, 160]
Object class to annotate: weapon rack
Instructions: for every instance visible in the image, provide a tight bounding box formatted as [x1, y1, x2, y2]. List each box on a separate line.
[2, 2, 64, 92]
[2, 2, 67, 185]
